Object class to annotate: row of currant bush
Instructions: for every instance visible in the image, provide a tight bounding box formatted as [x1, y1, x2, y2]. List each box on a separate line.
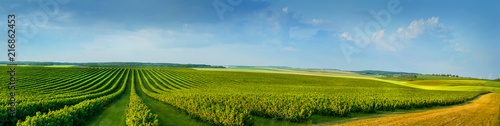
[134, 68, 489, 126]
[126, 72, 158, 126]
[15, 69, 129, 126]
[0, 68, 124, 125]
[135, 69, 254, 126]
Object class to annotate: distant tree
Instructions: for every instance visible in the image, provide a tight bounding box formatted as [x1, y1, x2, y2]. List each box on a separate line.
[496, 78, 500, 82]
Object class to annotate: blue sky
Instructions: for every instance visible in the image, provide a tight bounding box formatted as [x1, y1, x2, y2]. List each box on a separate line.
[1, 0, 499, 79]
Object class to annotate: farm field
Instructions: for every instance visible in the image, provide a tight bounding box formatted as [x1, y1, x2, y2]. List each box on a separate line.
[193, 68, 376, 78]
[198, 68, 500, 93]
[333, 93, 500, 126]
[0, 66, 497, 125]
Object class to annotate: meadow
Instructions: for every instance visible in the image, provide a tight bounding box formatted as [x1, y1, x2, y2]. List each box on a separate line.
[0, 66, 495, 125]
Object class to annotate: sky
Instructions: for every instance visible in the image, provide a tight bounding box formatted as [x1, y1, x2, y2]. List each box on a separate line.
[0, 0, 499, 79]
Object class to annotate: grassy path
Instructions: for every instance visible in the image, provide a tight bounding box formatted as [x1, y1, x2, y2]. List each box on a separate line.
[85, 71, 131, 126]
[135, 77, 209, 126]
[333, 93, 500, 126]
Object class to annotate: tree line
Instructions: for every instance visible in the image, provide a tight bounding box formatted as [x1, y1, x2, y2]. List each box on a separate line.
[430, 73, 459, 78]
[0, 61, 225, 68]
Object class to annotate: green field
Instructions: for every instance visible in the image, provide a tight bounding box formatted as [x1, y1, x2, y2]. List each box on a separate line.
[378, 75, 483, 81]
[0, 66, 494, 125]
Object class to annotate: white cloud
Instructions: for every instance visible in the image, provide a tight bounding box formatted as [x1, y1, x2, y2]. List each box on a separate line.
[283, 46, 299, 51]
[282, 7, 288, 13]
[306, 18, 323, 25]
[394, 16, 442, 40]
[27, 43, 290, 66]
[372, 29, 385, 41]
[340, 17, 456, 52]
[444, 40, 467, 53]
[383, 17, 444, 51]
[82, 30, 157, 52]
[371, 29, 398, 51]
[241, 8, 288, 35]
[339, 32, 353, 41]
[82, 28, 218, 52]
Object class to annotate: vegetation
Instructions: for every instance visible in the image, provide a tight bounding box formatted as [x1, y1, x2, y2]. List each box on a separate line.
[16, 69, 129, 126]
[0, 61, 224, 68]
[430, 73, 459, 77]
[407, 80, 489, 86]
[378, 75, 481, 81]
[133, 68, 486, 125]
[483, 81, 500, 88]
[334, 93, 500, 126]
[351, 70, 419, 77]
[0, 67, 123, 125]
[0, 66, 492, 125]
[126, 71, 159, 126]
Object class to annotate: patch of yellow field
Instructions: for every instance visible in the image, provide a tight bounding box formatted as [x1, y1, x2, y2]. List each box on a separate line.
[332, 93, 500, 126]
[408, 80, 489, 86]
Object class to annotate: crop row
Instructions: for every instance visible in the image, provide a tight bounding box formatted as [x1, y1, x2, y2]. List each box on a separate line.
[17, 69, 129, 125]
[0, 67, 115, 105]
[126, 70, 159, 126]
[0, 67, 125, 125]
[135, 69, 254, 126]
[135, 69, 487, 125]
[0, 66, 489, 126]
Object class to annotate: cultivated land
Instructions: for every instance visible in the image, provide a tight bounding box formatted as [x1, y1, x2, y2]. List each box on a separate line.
[333, 93, 500, 126]
[0, 66, 498, 125]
